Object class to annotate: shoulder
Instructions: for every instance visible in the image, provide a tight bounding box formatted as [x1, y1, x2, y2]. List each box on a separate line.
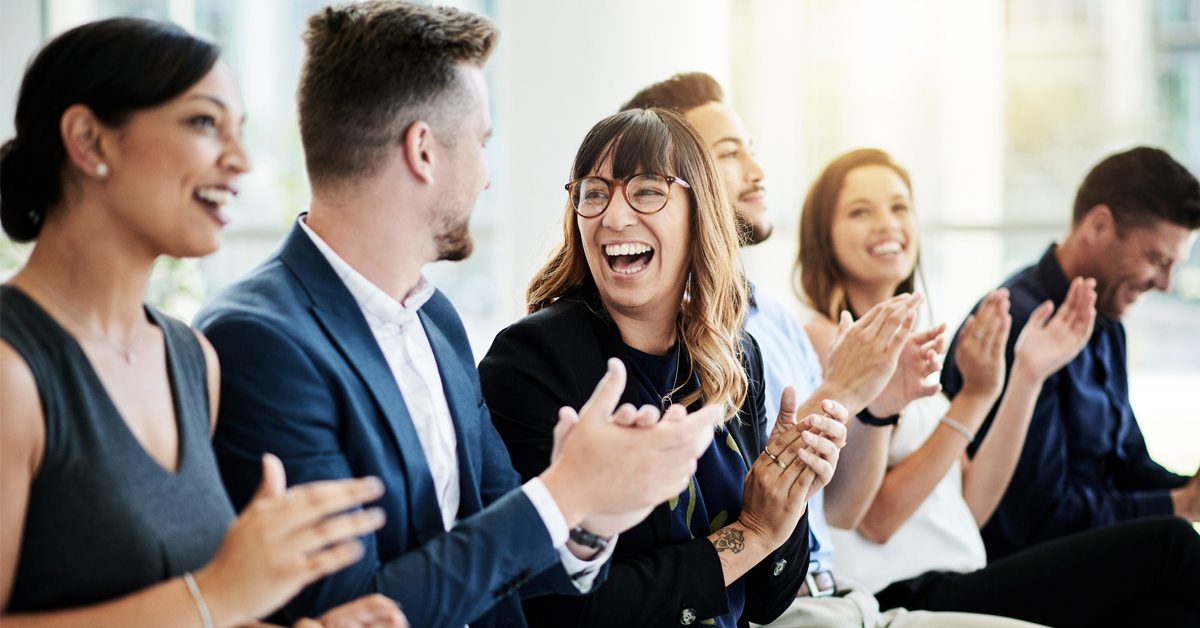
[803, 315, 838, 362]
[487, 298, 601, 360]
[193, 255, 302, 334]
[0, 340, 45, 474]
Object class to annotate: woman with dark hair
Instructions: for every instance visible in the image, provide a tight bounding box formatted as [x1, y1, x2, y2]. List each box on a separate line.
[0, 18, 404, 628]
[796, 148, 1200, 628]
[478, 108, 847, 628]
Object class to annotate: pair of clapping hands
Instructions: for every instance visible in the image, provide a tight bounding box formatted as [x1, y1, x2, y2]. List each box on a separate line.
[825, 278, 1098, 422]
[549, 358, 849, 551]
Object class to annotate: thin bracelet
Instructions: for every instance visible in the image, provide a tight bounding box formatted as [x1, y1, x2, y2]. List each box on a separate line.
[939, 416, 975, 443]
[183, 572, 215, 628]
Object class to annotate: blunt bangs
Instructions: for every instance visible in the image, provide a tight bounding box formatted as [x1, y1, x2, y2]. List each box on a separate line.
[571, 109, 680, 182]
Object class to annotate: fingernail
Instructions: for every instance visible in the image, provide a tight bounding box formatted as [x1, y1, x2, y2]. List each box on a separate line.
[365, 507, 387, 524]
[363, 476, 384, 493]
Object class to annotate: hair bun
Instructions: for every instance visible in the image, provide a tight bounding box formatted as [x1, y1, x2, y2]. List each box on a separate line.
[0, 137, 45, 242]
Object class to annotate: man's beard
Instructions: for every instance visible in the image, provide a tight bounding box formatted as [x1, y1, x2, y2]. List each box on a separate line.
[435, 211, 474, 262]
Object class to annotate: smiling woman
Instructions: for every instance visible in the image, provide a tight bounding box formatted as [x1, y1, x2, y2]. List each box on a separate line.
[0, 17, 405, 628]
[479, 108, 851, 628]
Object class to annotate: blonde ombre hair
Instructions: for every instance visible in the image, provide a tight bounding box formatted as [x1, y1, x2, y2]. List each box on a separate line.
[527, 108, 749, 421]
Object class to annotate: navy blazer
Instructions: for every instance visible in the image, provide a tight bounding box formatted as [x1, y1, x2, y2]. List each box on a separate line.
[194, 222, 590, 628]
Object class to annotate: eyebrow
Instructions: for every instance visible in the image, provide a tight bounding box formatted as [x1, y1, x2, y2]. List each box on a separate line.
[711, 137, 746, 148]
[190, 93, 248, 124]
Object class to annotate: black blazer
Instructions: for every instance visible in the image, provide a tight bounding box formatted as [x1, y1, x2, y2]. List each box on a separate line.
[479, 290, 809, 628]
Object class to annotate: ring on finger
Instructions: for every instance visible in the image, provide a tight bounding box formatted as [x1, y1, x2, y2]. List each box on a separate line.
[773, 458, 788, 469]
[763, 448, 779, 462]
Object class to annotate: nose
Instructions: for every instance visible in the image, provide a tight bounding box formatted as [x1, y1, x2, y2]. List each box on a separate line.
[222, 131, 252, 175]
[744, 152, 764, 186]
[1154, 264, 1173, 292]
[600, 184, 639, 231]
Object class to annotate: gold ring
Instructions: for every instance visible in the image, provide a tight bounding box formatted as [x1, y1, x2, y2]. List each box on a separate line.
[763, 448, 779, 461]
[837, 441, 846, 449]
[773, 458, 788, 469]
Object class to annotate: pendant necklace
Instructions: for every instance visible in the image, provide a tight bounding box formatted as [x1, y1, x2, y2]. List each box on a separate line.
[25, 269, 146, 364]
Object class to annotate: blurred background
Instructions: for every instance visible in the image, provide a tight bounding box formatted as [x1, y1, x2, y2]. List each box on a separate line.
[1, 0, 1197, 479]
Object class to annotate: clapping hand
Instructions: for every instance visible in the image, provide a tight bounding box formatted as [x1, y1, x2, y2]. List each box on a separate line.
[867, 323, 948, 418]
[292, 594, 408, 628]
[1012, 277, 1096, 381]
[823, 293, 923, 414]
[954, 289, 1012, 402]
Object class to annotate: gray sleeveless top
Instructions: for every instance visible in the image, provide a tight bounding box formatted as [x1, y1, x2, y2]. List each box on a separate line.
[1, 285, 235, 612]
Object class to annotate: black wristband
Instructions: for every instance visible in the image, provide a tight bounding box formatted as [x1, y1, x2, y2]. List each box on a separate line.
[856, 407, 900, 427]
[569, 526, 612, 550]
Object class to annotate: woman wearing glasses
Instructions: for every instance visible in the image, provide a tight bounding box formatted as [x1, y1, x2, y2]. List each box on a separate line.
[0, 18, 404, 628]
[478, 108, 847, 628]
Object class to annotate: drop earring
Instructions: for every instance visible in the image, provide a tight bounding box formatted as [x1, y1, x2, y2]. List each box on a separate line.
[96, 163, 108, 176]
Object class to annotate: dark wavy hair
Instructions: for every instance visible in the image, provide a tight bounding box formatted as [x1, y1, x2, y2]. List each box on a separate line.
[0, 17, 220, 242]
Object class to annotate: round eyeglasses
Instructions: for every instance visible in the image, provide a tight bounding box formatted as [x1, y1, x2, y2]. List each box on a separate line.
[565, 174, 691, 218]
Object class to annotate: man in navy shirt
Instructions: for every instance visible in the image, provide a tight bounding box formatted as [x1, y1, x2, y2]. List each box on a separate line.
[943, 147, 1200, 561]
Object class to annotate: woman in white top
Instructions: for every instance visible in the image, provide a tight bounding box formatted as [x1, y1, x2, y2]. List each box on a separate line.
[798, 149, 1200, 628]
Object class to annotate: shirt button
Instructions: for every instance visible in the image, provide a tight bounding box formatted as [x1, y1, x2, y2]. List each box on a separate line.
[773, 559, 787, 576]
[680, 608, 697, 625]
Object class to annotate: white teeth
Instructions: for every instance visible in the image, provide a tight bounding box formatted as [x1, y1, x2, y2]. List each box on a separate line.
[872, 241, 902, 255]
[605, 243, 651, 256]
[195, 188, 234, 206]
[614, 263, 647, 274]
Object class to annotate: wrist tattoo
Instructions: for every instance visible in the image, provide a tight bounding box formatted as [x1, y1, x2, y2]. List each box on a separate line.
[713, 527, 745, 554]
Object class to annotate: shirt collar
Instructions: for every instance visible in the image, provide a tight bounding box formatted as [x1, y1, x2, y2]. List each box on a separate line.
[1035, 244, 1072, 307]
[298, 214, 435, 325]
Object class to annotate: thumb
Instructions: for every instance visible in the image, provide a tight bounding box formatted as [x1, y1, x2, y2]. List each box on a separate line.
[579, 358, 627, 422]
[254, 452, 287, 502]
[776, 386, 798, 427]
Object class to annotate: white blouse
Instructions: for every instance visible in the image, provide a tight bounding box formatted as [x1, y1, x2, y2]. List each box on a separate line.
[828, 393, 988, 593]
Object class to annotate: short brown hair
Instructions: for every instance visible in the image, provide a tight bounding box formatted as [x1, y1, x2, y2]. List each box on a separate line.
[621, 72, 724, 113]
[796, 149, 916, 320]
[297, 1, 498, 185]
[1072, 146, 1200, 232]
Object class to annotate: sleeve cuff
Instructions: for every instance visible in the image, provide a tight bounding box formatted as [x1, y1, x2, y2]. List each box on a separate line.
[521, 477, 618, 593]
[556, 535, 618, 593]
[1131, 489, 1176, 518]
[521, 476, 570, 547]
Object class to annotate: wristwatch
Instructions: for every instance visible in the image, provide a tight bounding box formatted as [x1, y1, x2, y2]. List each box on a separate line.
[856, 407, 900, 427]
[569, 526, 613, 550]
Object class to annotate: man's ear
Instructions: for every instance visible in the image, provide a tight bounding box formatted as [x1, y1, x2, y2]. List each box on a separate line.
[60, 104, 111, 180]
[402, 121, 436, 186]
[1079, 204, 1116, 244]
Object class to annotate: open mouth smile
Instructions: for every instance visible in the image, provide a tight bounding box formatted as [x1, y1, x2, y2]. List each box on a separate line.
[605, 242, 655, 275]
[193, 186, 236, 226]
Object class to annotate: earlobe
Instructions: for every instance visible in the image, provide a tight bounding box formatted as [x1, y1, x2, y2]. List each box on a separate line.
[59, 104, 109, 180]
[403, 121, 436, 186]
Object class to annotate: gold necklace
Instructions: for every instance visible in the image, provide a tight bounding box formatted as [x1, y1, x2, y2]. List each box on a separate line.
[25, 269, 146, 364]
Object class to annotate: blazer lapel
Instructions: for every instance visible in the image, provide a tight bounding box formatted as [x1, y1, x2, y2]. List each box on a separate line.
[419, 310, 483, 517]
[279, 223, 445, 544]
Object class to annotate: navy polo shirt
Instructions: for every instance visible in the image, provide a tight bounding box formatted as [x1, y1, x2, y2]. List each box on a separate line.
[942, 245, 1188, 562]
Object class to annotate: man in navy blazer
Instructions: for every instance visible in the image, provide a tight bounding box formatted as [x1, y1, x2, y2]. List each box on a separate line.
[194, 3, 716, 627]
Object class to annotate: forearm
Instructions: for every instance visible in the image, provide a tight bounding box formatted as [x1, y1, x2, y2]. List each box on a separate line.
[708, 521, 776, 586]
[0, 576, 246, 628]
[822, 419, 892, 529]
[854, 392, 994, 542]
[963, 364, 1041, 527]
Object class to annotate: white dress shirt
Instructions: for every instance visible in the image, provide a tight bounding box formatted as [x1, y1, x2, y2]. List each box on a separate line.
[299, 217, 611, 591]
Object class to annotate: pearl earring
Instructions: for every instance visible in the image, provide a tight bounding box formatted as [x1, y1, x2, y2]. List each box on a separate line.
[96, 163, 108, 176]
